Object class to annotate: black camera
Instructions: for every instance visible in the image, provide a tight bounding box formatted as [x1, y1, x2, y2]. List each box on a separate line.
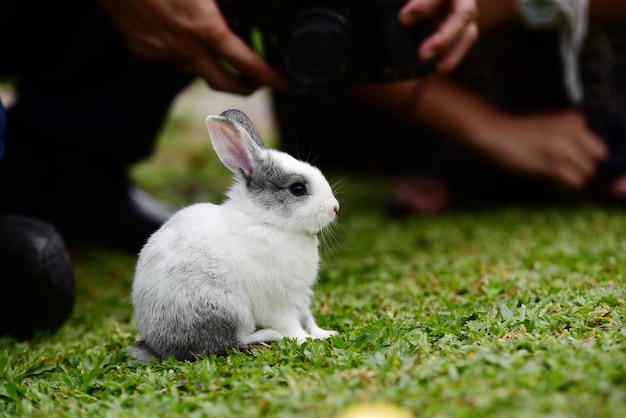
[218, 0, 435, 93]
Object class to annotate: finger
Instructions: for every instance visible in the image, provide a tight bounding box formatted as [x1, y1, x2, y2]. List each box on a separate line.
[557, 138, 597, 179]
[576, 125, 609, 161]
[434, 23, 478, 73]
[208, 25, 289, 90]
[193, 52, 260, 95]
[398, 0, 441, 26]
[165, 31, 257, 94]
[554, 164, 588, 190]
[194, 4, 290, 90]
[563, 111, 609, 163]
[418, 0, 478, 61]
[177, 32, 266, 94]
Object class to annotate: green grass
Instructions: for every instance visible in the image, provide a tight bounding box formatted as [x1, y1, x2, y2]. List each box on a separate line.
[1, 112, 626, 418]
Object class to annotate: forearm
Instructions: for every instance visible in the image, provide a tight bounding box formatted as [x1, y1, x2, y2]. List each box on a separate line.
[354, 78, 506, 150]
[412, 79, 504, 147]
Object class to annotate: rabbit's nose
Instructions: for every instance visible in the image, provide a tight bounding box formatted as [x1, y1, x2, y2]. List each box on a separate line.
[333, 201, 340, 213]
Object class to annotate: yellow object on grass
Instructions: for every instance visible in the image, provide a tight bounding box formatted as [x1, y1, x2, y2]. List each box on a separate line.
[336, 402, 415, 418]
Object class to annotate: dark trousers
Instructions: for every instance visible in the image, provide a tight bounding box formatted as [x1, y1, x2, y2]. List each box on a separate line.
[0, 0, 193, 174]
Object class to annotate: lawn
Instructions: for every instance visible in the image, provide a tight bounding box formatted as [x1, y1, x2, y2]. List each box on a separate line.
[1, 100, 625, 418]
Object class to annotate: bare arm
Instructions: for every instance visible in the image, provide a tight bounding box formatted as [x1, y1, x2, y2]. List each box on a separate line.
[354, 78, 607, 189]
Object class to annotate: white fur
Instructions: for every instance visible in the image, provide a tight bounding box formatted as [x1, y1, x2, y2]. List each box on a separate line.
[132, 202, 329, 340]
[128, 109, 338, 362]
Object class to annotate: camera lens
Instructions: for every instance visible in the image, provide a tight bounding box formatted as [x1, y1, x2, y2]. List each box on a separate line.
[281, 8, 356, 89]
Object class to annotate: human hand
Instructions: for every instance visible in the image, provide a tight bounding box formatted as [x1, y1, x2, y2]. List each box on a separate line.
[475, 109, 608, 190]
[398, 0, 479, 73]
[98, 0, 288, 95]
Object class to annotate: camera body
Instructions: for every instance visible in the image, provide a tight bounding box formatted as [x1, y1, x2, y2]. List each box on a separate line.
[218, 0, 434, 93]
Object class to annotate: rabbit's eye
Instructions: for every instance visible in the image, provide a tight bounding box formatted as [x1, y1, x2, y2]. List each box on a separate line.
[289, 182, 307, 196]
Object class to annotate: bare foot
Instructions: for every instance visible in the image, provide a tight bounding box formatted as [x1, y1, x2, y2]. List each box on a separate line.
[390, 175, 452, 215]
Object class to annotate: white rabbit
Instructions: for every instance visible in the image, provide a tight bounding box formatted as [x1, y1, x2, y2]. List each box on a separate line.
[127, 109, 339, 363]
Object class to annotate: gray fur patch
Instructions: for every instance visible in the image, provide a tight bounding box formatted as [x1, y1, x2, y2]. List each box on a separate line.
[137, 301, 241, 362]
[246, 157, 309, 215]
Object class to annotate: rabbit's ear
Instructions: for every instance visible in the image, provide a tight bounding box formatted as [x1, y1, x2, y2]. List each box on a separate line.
[205, 113, 262, 176]
[220, 109, 265, 147]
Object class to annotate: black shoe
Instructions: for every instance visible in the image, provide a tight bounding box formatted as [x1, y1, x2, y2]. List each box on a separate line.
[0, 169, 173, 254]
[0, 215, 75, 339]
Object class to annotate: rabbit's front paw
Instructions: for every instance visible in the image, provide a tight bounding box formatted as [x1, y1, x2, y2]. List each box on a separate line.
[311, 329, 337, 339]
[295, 334, 314, 345]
